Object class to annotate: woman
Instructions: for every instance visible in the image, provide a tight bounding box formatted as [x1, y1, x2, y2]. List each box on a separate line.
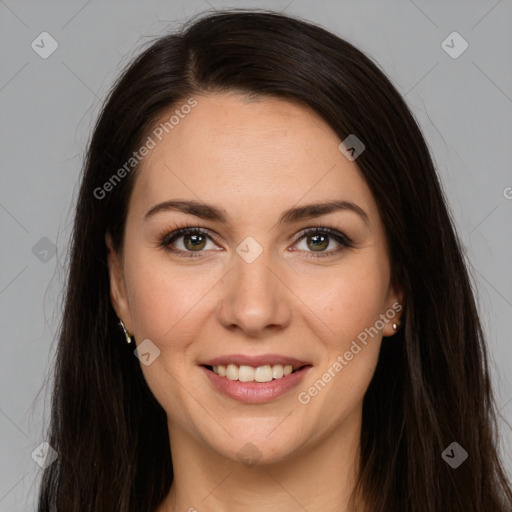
[37, 9, 512, 512]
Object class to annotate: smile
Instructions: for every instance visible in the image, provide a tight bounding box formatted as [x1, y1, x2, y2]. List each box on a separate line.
[200, 362, 312, 404]
[205, 363, 304, 382]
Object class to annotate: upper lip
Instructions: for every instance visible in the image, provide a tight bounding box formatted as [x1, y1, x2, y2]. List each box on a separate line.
[200, 354, 311, 371]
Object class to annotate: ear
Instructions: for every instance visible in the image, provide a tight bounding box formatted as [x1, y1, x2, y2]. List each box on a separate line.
[105, 233, 133, 333]
[382, 278, 404, 338]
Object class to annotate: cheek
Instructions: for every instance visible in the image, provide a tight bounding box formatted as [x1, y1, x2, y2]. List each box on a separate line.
[297, 292, 384, 429]
[293, 255, 388, 410]
[125, 249, 214, 343]
[292, 253, 390, 345]
[123, 251, 212, 423]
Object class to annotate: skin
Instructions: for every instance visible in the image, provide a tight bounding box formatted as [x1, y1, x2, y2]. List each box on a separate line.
[106, 92, 403, 512]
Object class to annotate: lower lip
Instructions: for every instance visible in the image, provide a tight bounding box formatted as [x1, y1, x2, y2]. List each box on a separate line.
[201, 365, 312, 404]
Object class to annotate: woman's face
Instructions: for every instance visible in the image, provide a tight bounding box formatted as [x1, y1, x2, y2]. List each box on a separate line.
[107, 92, 402, 465]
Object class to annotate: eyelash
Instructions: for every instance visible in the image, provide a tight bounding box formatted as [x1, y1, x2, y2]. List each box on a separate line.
[159, 222, 355, 260]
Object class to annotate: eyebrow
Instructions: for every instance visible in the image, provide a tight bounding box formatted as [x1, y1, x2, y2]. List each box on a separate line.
[144, 199, 370, 226]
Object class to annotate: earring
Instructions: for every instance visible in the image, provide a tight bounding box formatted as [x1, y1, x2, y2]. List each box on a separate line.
[392, 323, 399, 331]
[118, 319, 133, 344]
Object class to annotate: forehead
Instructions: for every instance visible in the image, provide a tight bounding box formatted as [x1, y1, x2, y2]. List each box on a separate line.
[128, 93, 379, 226]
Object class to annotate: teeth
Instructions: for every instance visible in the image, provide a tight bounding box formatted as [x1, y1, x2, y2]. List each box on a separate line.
[238, 365, 254, 382]
[272, 365, 284, 379]
[254, 365, 272, 382]
[225, 364, 238, 380]
[212, 363, 296, 382]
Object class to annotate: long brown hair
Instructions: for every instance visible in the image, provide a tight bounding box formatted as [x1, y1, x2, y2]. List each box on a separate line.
[37, 9, 512, 511]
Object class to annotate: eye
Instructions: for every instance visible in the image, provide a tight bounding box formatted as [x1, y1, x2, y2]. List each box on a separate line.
[292, 227, 354, 258]
[161, 227, 220, 258]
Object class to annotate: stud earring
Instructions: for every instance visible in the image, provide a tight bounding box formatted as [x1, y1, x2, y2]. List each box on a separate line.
[118, 319, 133, 344]
[392, 323, 399, 331]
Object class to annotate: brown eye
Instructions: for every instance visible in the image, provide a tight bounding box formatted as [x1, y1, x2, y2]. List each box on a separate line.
[162, 228, 218, 258]
[182, 233, 207, 251]
[305, 233, 329, 251]
[294, 227, 354, 258]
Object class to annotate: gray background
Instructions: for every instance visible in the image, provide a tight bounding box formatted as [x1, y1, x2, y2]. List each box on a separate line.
[1, 0, 511, 509]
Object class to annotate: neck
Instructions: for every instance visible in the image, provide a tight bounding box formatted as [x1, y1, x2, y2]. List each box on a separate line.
[157, 406, 365, 512]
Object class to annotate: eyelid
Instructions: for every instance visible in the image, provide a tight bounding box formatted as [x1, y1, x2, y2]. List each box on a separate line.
[295, 226, 353, 245]
[161, 225, 222, 246]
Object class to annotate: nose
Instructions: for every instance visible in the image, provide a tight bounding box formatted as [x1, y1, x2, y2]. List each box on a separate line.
[216, 247, 291, 337]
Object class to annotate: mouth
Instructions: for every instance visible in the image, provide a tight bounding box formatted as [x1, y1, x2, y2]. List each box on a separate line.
[201, 363, 310, 382]
[199, 357, 313, 404]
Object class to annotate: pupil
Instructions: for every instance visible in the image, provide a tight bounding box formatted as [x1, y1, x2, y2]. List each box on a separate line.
[309, 234, 328, 251]
[185, 234, 206, 251]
